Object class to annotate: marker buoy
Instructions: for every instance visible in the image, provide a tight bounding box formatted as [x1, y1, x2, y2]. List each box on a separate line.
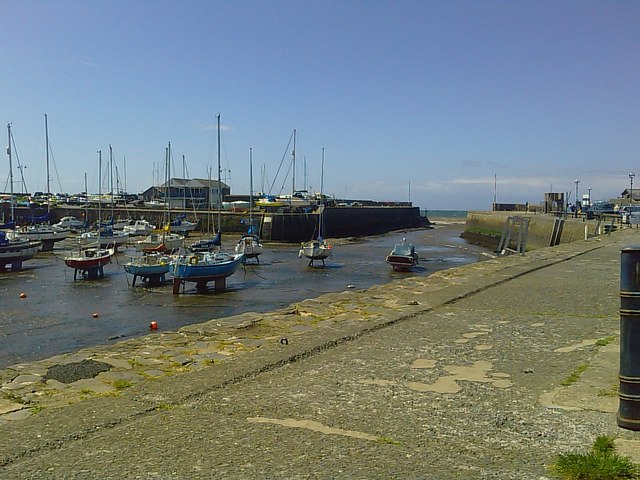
[92, 312, 99, 318]
[19, 292, 27, 299]
[149, 321, 158, 330]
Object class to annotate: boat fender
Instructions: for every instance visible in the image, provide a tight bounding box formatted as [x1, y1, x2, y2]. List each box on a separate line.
[189, 256, 198, 266]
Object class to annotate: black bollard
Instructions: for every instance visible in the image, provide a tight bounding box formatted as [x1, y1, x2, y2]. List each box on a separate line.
[618, 246, 640, 430]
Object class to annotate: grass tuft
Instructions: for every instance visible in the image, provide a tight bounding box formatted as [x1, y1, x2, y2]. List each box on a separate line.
[549, 435, 639, 479]
[561, 364, 589, 386]
[595, 335, 616, 347]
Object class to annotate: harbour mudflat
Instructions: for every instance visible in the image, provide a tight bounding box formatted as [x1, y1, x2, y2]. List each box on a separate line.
[0, 223, 487, 368]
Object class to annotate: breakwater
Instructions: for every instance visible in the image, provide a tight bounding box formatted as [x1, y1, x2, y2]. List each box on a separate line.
[462, 210, 616, 251]
[263, 206, 426, 242]
[2, 204, 426, 242]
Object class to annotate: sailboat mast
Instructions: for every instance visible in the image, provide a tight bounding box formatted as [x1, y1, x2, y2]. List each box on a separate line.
[84, 172, 88, 224]
[109, 144, 114, 218]
[182, 154, 186, 212]
[166, 143, 171, 222]
[320, 147, 325, 201]
[319, 147, 325, 239]
[292, 129, 296, 194]
[216, 114, 221, 231]
[249, 147, 253, 229]
[97, 150, 102, 226]
[44, 114, 50, 203]
[7, 123, 14, 222]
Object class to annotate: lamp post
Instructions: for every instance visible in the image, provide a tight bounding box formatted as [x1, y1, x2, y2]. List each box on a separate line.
[630, 173, 635, 206]
[575, 179, 580, 217]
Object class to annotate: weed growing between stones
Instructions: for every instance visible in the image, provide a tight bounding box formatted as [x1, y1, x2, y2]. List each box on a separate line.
[549, 435, 639, 479]
[112, 379, 133, 390]
[596, 384, 618, 397]
[561, 364, 589, 386]
[595, 336, 616, 347]
[376, 436, 402, 445]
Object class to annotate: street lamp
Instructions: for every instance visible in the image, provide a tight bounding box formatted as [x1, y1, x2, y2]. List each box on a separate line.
[629, 173, 635, 206]
[575, 179, 580, 217]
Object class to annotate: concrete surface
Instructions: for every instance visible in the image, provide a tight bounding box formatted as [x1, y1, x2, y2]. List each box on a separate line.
[1, 227, 639, 479]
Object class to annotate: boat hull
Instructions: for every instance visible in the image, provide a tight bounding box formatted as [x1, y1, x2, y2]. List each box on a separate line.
[79, 231, 129, 248]
[136, 233, 184, 252]
[124, 253, 172, 277]
[10, 226, 70, 251]
[169, 222, 197, 234]
[299, 240, 331, 265]
[172, 253, 244, 281]
[235, 235, 263, 260]
[64, 253, 113, 270]
[124, 257, 171, 286]
[300, 246, 331, 260]
[0, 241, 43, 270]
[385, 254, 418, 271]
[64, 247, 114, 280]
[171, 252, 244, 293]
[123, 263, 170, 276]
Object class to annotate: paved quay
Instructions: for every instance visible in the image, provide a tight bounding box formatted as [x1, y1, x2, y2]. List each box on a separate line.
[1, 227, 640, 478]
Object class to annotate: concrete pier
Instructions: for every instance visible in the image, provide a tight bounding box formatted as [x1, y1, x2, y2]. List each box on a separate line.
[0, 226, 639, 478]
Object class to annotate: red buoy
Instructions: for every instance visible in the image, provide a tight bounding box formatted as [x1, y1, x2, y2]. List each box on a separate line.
[149, 321, 158, 330]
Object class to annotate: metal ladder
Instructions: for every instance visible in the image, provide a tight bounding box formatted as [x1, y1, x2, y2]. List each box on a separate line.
[497, 216, 530, 256]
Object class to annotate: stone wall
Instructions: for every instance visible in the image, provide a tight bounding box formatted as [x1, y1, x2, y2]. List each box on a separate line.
[463, 211, 613, 251]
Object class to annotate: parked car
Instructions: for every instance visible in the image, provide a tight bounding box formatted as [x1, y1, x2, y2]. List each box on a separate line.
[591, 201, 616, 217]
[620, 205, 640, 224]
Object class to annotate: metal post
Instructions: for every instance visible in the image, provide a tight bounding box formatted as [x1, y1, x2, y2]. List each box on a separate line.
[618, 246, 640, 430]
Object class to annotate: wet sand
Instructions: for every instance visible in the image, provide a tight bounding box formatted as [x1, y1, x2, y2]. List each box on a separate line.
[0, 222, 488, 368]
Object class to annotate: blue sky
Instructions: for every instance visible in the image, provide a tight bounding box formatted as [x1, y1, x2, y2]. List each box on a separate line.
[1, 0, 638, 210]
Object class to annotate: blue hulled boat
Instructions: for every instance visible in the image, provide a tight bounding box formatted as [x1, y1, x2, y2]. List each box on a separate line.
[171, 250, 244, 294]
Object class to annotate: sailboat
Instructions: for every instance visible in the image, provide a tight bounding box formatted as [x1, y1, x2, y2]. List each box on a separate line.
[190, 117, 224, 253]
[169, 157, 198, 235]
[254, 129, 315, 211]
[169, 214, 198, 235]
[235, 147, 263, 262]
[65, 150, 115, 280]
[171, 114, 244, 294]
[124, 147, 176, 287]
[123, 251, 172, 286]
[79, 146, 129, 249]
[135, 143, 184, 253]
[299, 147, 331, 266]
[0, 123, 43, 271]
[64, 241, 115, 280]
[7, 115, 70, 251]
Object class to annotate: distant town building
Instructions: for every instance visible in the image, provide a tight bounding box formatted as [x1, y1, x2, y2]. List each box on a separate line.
[141, 178, 230, 209]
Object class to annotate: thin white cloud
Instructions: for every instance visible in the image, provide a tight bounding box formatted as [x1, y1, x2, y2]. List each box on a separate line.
[198, 123, 233, 132]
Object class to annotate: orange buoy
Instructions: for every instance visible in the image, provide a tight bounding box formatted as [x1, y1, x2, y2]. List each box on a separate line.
[19, 292, 27, 299]
[149, 321, 158, 330]
[92, 312, 99, 318]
